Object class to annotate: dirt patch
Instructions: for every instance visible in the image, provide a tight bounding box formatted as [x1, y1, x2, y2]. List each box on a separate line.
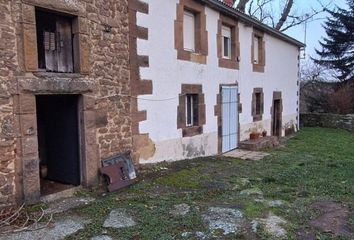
[309, 201, 353, 238]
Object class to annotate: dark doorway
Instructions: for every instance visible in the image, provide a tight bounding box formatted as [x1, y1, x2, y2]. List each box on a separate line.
[272, 99, 282, 137]
[36, 95, 80, 195]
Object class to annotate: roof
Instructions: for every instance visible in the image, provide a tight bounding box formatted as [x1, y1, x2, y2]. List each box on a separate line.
[199, 0, 306, 48]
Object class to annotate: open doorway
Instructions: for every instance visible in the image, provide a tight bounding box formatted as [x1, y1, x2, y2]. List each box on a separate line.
[272, 98, 282, 138]
[36, 95, 81, 196]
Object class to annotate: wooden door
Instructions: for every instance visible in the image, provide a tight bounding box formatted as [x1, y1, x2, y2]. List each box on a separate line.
[56, 19, 73, 73]
[272, 99, 282, 137]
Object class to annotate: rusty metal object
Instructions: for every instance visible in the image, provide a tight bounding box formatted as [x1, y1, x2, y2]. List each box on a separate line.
[100, 161, 133, 192]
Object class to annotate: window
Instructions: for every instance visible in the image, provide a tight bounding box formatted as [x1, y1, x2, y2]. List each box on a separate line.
[253, 35, 261, 64]
[175, 1, 208, 64]
[222, 25, 231, 59]
[177, 84, 206, 137]
[255, 92, 261, 115]
[217, 15, 239, 69]
[252, 29, 265, 72]
[36, 9, 74, 73]
[183, 10, 195, 52]
[185, 94, 198, 127]
[252, 88, 264, 121]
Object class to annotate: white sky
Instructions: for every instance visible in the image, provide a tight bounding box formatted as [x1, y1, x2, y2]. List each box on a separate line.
[284, 0, 348, 59]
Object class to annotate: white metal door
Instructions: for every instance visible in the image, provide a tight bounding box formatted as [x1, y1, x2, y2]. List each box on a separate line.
[222, 86, 238, 152]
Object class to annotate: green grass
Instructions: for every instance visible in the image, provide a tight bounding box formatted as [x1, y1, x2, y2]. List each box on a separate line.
[65, 128, 353, 239]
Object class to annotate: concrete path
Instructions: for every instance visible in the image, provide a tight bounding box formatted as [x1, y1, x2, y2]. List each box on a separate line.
[223, 149, 270, 161]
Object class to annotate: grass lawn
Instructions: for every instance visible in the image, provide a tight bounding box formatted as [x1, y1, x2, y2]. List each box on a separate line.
[66, 127, 353, 239]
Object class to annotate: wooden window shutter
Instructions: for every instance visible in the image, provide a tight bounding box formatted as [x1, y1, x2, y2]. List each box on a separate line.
[56, 19, 74, 73]
[44, 32, 56, 51]
[183, 10, 196, 52]
[44, 31, 57, 72]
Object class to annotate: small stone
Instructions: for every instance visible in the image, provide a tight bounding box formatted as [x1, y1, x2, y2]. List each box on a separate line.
[91, 235, 112, 240]
[170, 203, 190, 216]
[181, 232, 192, 238]
[251, 220, 259, 233]
[255, 213, 287, 238]
[202, 207, 244, 235]
[195, 231, 207, 239]
[103, 208, 136, 229]
[267, 200, 284, 207]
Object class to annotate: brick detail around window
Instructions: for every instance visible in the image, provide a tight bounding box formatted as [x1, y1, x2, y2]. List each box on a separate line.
[174, 0, 208, 64]
[214, 84, 242, 153]
[21, 3, 89, 74]
[252, 88, 264, 122]
[251, 29, 265, 73]
[129, 0, 155, 163]
[177, 84, 206, 137]
[217, 15, 240, 69]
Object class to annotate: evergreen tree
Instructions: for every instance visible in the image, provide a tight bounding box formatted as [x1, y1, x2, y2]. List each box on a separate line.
[315, 0, 354, 82]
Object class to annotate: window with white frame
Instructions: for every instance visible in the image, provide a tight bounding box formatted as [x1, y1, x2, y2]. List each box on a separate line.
[183, 10, 195, 52]
[222, 25, 231, 59]
[185, 94, 198, 127]
[253, 35, 261, 64]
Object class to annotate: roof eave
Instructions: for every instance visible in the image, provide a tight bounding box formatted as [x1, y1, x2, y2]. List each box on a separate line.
[200, 0, 306, 48]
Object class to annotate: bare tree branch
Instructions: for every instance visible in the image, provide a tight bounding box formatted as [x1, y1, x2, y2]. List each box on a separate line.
[237, 0, 333, 32]
[275, 0, 294, 30]
[236, 0, 251, 12]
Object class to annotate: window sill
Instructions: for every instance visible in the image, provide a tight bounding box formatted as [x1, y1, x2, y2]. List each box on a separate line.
[253, 115, 263, 122]
[252, 64, 265, 73]
[219, 58, 239, 69]
[33, 71, 85, 79]
[182, 125, 203, 137]
[177, 49, 207, 64]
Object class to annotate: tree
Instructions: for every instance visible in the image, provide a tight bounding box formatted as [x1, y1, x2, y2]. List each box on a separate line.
[314, 0, 354, 82]
[300, 60, 354, 114]
[233, 0, 329, 32]
[300, 60, 333, 113]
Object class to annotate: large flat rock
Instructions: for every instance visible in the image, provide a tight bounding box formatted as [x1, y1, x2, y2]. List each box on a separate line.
[103, 208, 136, 229]
[202, 207, 244, 235]
[0, 215, 90, 240]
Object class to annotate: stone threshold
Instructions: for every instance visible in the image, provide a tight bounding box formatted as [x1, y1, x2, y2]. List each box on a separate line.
[40, 186, 82, 203]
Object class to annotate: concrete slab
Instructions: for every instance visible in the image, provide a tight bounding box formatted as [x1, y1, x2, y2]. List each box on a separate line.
[224, 149, 270, 161]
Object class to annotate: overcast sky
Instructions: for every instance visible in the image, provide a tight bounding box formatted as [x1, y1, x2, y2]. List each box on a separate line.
[283, 0, 348, 59]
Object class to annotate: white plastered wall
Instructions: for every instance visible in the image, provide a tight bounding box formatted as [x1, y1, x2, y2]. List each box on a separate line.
[136, 0, 300, 164]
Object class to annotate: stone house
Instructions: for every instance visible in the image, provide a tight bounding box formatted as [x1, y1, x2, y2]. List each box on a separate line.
[131, 0, 304, 164]
[0, 0, 303, 208]
[0, 0, 132, 207]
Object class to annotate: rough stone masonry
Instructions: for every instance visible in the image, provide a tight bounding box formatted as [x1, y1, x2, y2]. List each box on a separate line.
[0, 0, 132, 208]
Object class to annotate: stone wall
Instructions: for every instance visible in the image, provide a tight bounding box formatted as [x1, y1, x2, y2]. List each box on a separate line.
[300, 113, 354, 132]
[0, 0, 18, 209]
[0, 0, 132, 207]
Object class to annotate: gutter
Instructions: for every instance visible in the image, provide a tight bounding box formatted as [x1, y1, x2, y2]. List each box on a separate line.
[199, 0, 306, 48]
